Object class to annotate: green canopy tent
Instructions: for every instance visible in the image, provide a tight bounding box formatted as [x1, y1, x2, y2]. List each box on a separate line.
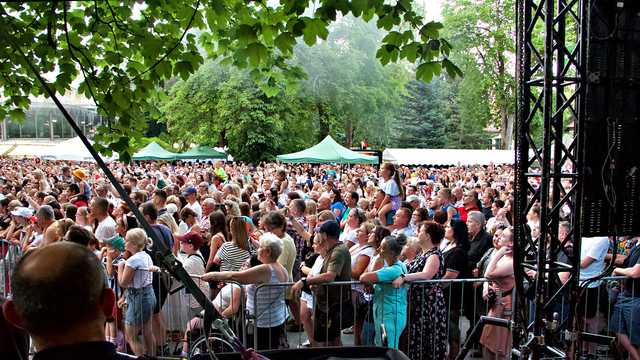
[132, 142, 178, 161]
[176, 145, 226, 160]
[276, 135, 378, 164]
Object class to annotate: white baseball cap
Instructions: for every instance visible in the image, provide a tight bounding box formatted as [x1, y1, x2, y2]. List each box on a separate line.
[406, 195, 420, 203]
[11, 207, 33, 218]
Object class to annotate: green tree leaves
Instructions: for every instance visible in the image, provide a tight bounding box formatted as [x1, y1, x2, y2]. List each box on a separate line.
[416, 61, 441, 83]
[0, 0, 459, 158]
[160, 61, 315, 162]
[275, 32, 296, 54]
[160, 16, 409, 161]
[441, 0, 516, 148]
[392, 80, 447, 148]
[246, 43, 268, 66]
[302, 18, 329, 46]
[442, 58, 464, 78]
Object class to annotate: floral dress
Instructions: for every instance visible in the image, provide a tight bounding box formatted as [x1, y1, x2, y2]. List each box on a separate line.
[406, 247, 448, 360]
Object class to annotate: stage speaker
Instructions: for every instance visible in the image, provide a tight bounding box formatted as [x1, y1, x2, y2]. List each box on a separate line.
[581, 0, 640, 236]
[191, 347, 409, 360]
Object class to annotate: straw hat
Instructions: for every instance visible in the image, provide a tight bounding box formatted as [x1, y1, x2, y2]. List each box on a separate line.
[72, 168, 87, 180]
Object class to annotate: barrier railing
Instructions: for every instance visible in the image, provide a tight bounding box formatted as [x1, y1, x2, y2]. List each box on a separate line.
[2, 240, 635, 360]
[250, 277, 498, 357]
[0, 241, 21, 298]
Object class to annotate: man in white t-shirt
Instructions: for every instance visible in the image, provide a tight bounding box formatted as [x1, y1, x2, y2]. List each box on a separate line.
[92, 198, 117, 243]
[579, 236, 609, 347]
[580, 236, 609, 286]
[182, 187, 202, 219]
[29, 205, 55, 249]
[390, 207, 414, 237]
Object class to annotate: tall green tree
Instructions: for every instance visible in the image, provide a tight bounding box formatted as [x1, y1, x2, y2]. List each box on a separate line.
[392, 79, 447, 148]
[161, 61, 230, 149]
[0, 1, 460, 161]
[442, 0, 516, 149]
[295, 16, 409, 148]
[161, 60, 316, 162]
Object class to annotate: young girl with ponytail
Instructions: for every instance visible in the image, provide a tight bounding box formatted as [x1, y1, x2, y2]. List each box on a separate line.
[371, 163, 404, 225]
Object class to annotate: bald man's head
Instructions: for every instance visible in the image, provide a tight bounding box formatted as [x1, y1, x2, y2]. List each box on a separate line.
[318, 194, 331, 211]
[8, 242, 107, 336]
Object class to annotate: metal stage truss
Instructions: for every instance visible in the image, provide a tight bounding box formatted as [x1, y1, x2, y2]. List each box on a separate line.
[514, 0, 589, 358]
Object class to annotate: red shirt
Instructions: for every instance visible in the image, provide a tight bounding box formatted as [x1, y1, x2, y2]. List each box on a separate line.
[457, 205, 480, 222]
[71, 198, 88, 208]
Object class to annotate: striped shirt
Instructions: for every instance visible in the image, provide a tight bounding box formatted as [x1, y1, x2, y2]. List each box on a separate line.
[218, 241, 254, 272]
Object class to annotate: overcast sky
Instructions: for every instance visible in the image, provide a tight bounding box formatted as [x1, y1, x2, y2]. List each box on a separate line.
[421, 0, 445, 22]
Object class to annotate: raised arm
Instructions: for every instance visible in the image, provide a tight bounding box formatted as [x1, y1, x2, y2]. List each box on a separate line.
[484, 248, 514, 279]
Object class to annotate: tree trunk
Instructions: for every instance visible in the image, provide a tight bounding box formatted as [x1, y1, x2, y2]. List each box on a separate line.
[500, 107, 514, 149]
[317, 102, 330, 141]
[345, 118, 353, 148]
[218, 129, 226, 148]
[495, 52, 514, 149]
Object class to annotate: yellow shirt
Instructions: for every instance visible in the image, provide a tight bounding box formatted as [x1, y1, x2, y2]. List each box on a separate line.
[278, 233, 296, 282]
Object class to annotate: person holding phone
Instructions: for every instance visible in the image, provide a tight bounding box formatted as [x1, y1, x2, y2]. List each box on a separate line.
[480, 227, 515, 360]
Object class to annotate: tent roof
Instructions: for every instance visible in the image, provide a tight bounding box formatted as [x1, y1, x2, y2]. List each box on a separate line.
[176, 145, 226, 160]
[277, 136, 378, 164]
[382, 148, 514, 166]
[40, 137, 115, 162]
[132, 142, 178, 161]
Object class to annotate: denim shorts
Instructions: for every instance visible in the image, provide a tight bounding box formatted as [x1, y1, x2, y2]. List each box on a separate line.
[125, 286, 156, 326]
[610, 295, 640, 345]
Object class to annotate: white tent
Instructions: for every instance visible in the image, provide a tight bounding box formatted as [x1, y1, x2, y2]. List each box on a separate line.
[40, 137, 114, 162]
[6, 143, 54, 157]
[382, 148, 515, 166]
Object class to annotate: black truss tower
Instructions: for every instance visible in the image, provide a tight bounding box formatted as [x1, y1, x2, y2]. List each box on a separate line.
[514, 0, 587, 358]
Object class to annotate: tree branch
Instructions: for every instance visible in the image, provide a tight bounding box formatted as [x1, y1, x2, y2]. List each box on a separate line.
[63, 4, 107, 114]
[105, 0, 129, 32]
[130, 0, 201, 82]
[46, 1, 57, 49]
[92, 0, 119, 53]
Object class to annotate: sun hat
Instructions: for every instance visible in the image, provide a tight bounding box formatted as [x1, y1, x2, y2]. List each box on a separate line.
[72, 168, 87, 180]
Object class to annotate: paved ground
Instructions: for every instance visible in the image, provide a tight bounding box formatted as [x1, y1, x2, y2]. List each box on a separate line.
[284, 318, 477, 357]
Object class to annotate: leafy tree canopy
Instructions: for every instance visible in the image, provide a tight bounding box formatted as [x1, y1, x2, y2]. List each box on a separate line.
[441, 0, 515, 148]
[0, 0, 460, 161]
[161, 60, 316, 162]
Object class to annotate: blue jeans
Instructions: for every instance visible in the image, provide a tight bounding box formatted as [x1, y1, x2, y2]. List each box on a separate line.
[125, 286, 156, 326]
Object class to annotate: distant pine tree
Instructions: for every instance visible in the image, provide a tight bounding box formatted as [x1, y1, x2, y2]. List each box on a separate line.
[393, 80, 447, 148]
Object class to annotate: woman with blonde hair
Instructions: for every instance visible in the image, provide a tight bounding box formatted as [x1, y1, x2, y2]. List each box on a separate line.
[118, 228, 159, 356]
[157, 212, 180, 254]
[223, 200, 241, 218]
[75, 206, 93, 231]
[231, 183, 242, 199]
[157, 212, 179, 234]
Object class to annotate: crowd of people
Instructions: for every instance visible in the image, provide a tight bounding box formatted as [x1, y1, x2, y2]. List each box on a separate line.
[0, 157, 638, 360]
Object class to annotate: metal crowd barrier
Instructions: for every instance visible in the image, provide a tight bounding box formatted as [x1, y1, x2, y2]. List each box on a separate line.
[0, 241, 22, 298]
[249, 277, 498, 357]
[573, 275, 630, 358]
[3, 240, 637, 360]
